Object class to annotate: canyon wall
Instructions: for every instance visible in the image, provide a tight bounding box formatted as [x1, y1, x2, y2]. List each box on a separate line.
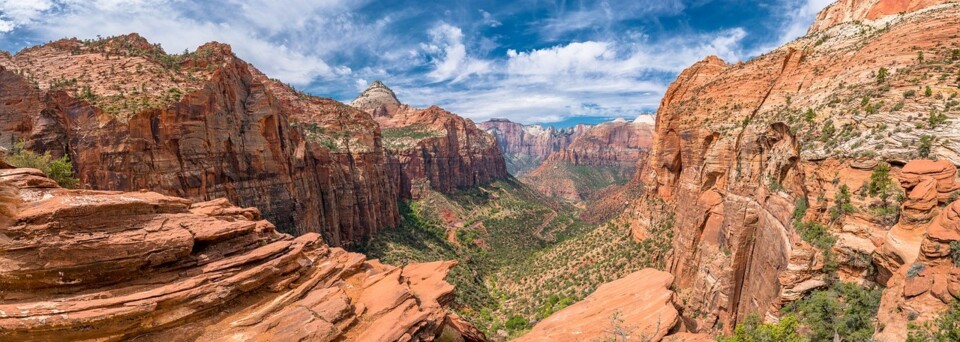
[0, 35, 398, 246]
[629, 0, 960, 336]
[352, 82, 509, 199]
[477, 119, 588, 175]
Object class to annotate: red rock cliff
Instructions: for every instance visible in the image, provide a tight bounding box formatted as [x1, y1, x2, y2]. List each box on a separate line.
[351, 81, 509, 199]
[477, 118, 588, 175]
[0, 35, 399, 246]
[631, 0, 960, 336]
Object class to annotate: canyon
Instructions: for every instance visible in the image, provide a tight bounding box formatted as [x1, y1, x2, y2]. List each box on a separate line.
[3, 0, 960, 341]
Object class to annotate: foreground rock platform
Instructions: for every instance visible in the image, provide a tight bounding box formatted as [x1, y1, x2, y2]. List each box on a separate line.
[0, 167, 476, 341]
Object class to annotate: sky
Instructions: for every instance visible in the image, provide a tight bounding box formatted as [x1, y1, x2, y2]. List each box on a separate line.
[0, 0, 833, 126]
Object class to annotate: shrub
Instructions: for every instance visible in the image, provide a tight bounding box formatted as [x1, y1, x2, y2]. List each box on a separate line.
[907, 300, 960, 341]
[907, 262, 925, 278]
[919, 135, 935, 158]
[868, 162, 894, 205]
[926, 86, 934, 97]
[505, 315, 528, 331]
[796, 221, 836, 250]
[721, 314, 805, 342]
[929, 111, 948, 128]
[782, 282, 881, 342]
[829, 185, 855, 221]
[877, 67, 889, 84]
[953, 49, 960, 61]
[6, 142, 79, 188]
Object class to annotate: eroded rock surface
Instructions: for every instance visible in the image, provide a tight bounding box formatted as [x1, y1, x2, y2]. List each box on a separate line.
[0, 167, 473, 341]
[352, 81, 508, 199]
[515, 269, 679, 342]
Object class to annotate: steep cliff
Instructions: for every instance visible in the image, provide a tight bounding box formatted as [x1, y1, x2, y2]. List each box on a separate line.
[0, 35, 399, 246]
[629, 0, 960, 336]
[477, 118, 587, 175]
[0, 166, 477, 341]
[523, 119, 654, 203]
[351, 81, 509, 199]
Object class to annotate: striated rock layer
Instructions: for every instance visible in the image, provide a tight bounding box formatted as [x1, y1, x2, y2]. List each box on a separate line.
[627, 0, 960, 336]
[0, 167, 478, 341]
[352, 82, 508, 199]
[0, 35, 402, 246]
[477, 118, 588, 175]
[523, 119, 654, 202]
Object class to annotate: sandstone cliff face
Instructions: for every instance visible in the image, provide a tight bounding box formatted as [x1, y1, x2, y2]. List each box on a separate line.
[0, 35, 399, 246]
[0, 167, 475, 341]
[631, 0, 960, 335]
[352, 82, 508, 199]
[523, 120, 654, 202]
[477, 119, 587, 175]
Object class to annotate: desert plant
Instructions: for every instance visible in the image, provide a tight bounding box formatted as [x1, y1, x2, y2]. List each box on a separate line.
[6, 142, 79, 188]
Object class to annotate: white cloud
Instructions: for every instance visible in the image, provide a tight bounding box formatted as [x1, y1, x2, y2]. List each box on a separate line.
[479, 10, 501, 27]
[422, 23, 490, 83]
[0, 0, 53, 32]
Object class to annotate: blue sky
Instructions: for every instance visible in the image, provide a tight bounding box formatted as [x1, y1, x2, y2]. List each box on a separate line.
[0, 0, 832, 125]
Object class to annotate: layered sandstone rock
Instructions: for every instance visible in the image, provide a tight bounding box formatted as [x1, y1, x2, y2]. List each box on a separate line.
[477, 118, 587, 175]
[0, 35, 399, 246]
[0, 167, 474, 341]
[352, 81, 508, 199]
[522, 120, 654, 202]
[809, 0, 959, 33]
[630, 0, 960, 336]
[515, 269, 679, 342]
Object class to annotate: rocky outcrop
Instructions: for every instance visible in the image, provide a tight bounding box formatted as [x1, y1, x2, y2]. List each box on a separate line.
[0, 35, 399, 246]
[477, 119, 587, 175]
[352, 81, 508, 199]
[350, 80, 401, 118]
[809, 0, 958, 33]
[515, 269, 679, 342]
[629, 0, 960, 336]
[0, 167, 475, 341]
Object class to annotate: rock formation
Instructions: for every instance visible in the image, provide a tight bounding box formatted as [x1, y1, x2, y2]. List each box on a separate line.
[0, 166, 477, 341]
[477, 119, 588, 175]
[351, 81, 508, 199]
[516, 269, 679, 342]
[523, 119, 654, 202]
[627, 0, 960, 336]
[0, 35, 398, 246]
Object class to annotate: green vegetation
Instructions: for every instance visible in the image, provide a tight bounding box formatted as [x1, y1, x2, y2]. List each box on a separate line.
[908, 300, 960, 341]
[919, 135, 935, 158]
[381, 124, 445, 149]
[829, 184, 855, 222]
[7, 142, 79, 188]
[868, 162, 893, 206]
[782, 282, 882, 341]
[721, 314, 805, 342]
[926, 86, 934, 97]
[929, 111, 948, 128]
[877, 67, 889, 84]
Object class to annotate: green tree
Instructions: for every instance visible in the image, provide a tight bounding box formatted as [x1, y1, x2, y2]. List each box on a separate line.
[782, 283, 882, 342]
[722, 314, 806, 342]
[830, 184, 855, 221]
[919, 135, 935, 158]
[918, 51, 925, 63]
[877, 67, 889, 84]
[868, 162, 894, 206]
[926, 86, 934, 97]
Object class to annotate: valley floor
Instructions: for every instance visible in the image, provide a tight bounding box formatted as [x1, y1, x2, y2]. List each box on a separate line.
[351, 178, 670, 340]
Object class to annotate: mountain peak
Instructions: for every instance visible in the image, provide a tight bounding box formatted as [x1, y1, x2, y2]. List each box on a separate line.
[351, 80, 401, 116]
